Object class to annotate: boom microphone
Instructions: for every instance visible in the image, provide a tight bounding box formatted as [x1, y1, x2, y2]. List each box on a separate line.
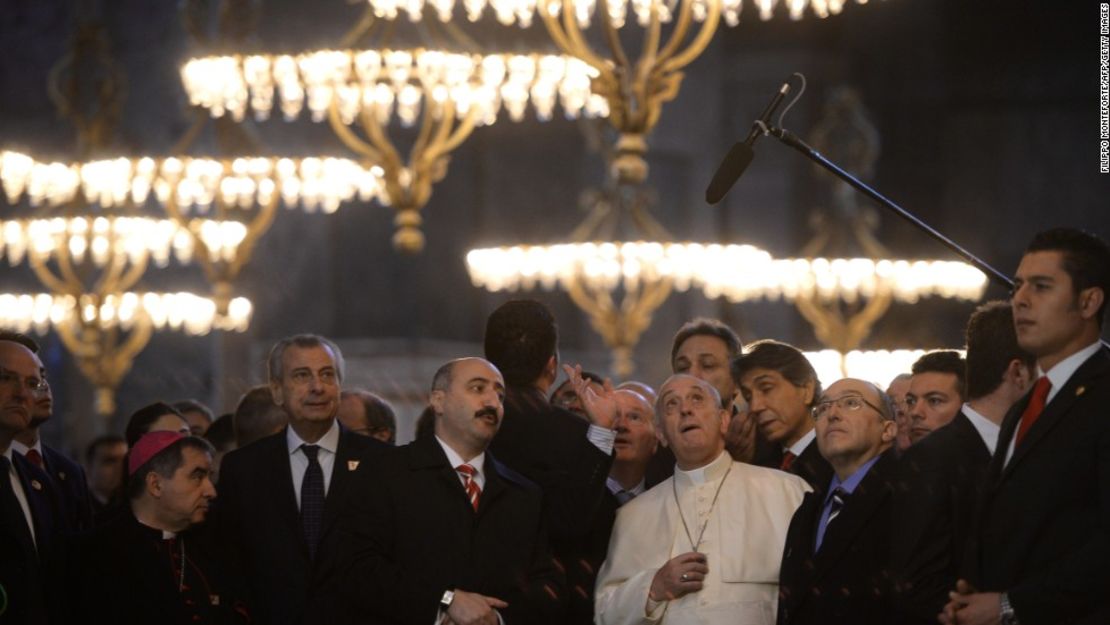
[705, 78, 793, 205]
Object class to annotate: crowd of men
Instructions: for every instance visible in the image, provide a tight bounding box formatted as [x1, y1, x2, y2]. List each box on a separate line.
[0, 226, 1107, 625]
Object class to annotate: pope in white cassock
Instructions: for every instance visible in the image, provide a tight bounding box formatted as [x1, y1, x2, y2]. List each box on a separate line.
[594, 374, 810, 625]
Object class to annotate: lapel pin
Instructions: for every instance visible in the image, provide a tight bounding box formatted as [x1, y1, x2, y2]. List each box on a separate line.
[1076, 386, 1086, 397]
[31, 479, 42, 491]
[348, 460, 360, 471]
[58, 471, 67, 481]
[210, 595, 220, 606]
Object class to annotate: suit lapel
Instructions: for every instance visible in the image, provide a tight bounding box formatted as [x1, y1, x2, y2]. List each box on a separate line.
[322, 430, 356, 537]
[1002, 348, 1109, 478]
[478, 456, 508, 515]
[410, 437, 478, 514]
[270, 432, 306, 554]
[812, 452, 892, 580]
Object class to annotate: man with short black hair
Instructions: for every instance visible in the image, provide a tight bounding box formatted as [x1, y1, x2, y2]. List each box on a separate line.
[345, 357, 563, 625]
[733, 340, 833, 490]
[893, 301, 1035, 623]
[484, 300, 616, 578]
[945, 228, 1110, 625]
[905, 350, 966, 445]
[217, 334, 388, 625]
[70, 431, 246, 624]
[777, 378, 899, 625]
[85, 434, 127, 514]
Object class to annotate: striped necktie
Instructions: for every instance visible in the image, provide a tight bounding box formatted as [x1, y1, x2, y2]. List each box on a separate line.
[456, 464, 481, 512]
[827, 487, 848, 524]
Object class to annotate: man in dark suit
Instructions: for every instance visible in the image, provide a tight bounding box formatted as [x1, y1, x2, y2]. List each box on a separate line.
[1, 338, 63, 625]
[216, 334, 387, 625]
[2, 332, 94, 534]
[733, 340, 834, 490]
[777, 378, 898, 625]
[945, 228, 1110, 625]
[557, 376, 660, 625]
[904, 350, 966, 446]
[892, 301, 1035, 624]
[344, 357, 563, 625]
[483, 300, 614, 584]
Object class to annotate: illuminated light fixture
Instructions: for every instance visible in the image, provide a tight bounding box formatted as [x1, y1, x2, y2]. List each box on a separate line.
[804, 348, 961, 387]
[361, 0, 871, 27]
[1, 150, 385, 313]
[182, 48, 607, 252]
[0, 291, 252, 415]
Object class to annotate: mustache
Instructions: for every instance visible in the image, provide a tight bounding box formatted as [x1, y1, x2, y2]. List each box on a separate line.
[474, 407, 499, 420]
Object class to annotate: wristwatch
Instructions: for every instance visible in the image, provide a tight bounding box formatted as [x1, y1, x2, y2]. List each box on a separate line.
[440, 590, 455, 610]
[999, 593, 1019, 625]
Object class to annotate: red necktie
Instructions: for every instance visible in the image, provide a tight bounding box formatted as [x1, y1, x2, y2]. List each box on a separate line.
[456, 464, 481, 512]
[24, 449, 44, 470]
[780, 451, 797, 471]
[1015, 377, 1052, 447]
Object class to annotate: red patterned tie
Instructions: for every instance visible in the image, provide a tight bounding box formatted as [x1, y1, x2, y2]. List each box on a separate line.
[456, 464, 481, 512]
[24, 449, 44, 470]
[780, 451, 797, 471]
[1015, 377, 1052, 447]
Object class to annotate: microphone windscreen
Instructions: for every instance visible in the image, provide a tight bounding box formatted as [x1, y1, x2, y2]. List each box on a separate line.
[705, 142, 754, 205]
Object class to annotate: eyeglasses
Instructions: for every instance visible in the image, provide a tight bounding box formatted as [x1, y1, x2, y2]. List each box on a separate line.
[0, 367, 48, 393]
[812, 394, 884, 420]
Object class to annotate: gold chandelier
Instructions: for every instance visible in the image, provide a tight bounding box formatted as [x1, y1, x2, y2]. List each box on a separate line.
[182, 43, 607, 252]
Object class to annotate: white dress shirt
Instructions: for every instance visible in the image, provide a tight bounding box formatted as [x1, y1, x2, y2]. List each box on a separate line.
[9, 438, 42, 459]
[785, 428, 816, 457]
[961, 403, 1000, 455]
[287, 420, 340, 509]
[3, 447, 37, 547]
[435, 436, 488, 490]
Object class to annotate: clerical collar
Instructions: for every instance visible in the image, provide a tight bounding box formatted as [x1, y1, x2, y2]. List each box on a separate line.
[675, 450, 730, 486]
[785, 428, 816, 457]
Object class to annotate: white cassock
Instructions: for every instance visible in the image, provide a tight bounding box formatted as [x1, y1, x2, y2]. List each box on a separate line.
[595, 451, 810, 625]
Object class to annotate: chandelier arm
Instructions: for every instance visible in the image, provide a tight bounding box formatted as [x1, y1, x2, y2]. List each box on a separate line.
[359, 107, 406, 171]
[793, 295, 847, 352]
[598, 0, 632, 72]
[556, 0, 612, 74]
[654, 0, 694, 65]
[107, 251, 149, 295]
[221, 189, 280, 284]
[635, 1, 665, 75]
[629, 202, 672, 240]
[568, 201, 614, 241]
[162, 190, 218, 284]
[341, 7, 379, 48]
[538, 8, 578, 60]
[430, 103, 480, 158]
[409, 92, 442, 160]
[326, 100, 384, 162]
[27, 253, 73, 297]
[843, 290, 893, 351]
[851, 214, 893, 258]
[658, 0, 719, 73]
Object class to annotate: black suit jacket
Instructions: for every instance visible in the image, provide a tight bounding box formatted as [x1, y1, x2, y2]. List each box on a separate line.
[1, 452, 63, 625]
[965, 346, 1110, 625]
[777, 449, 897, 625]
[39, 444, 93, 533]
[343, 436, 564, 625]
[216, 425, 388, 625]
[891, 411, 990, 624]
[489, 387, 613, 553]
[789, 438, 835, 492]
[68, 509, 247, 625]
